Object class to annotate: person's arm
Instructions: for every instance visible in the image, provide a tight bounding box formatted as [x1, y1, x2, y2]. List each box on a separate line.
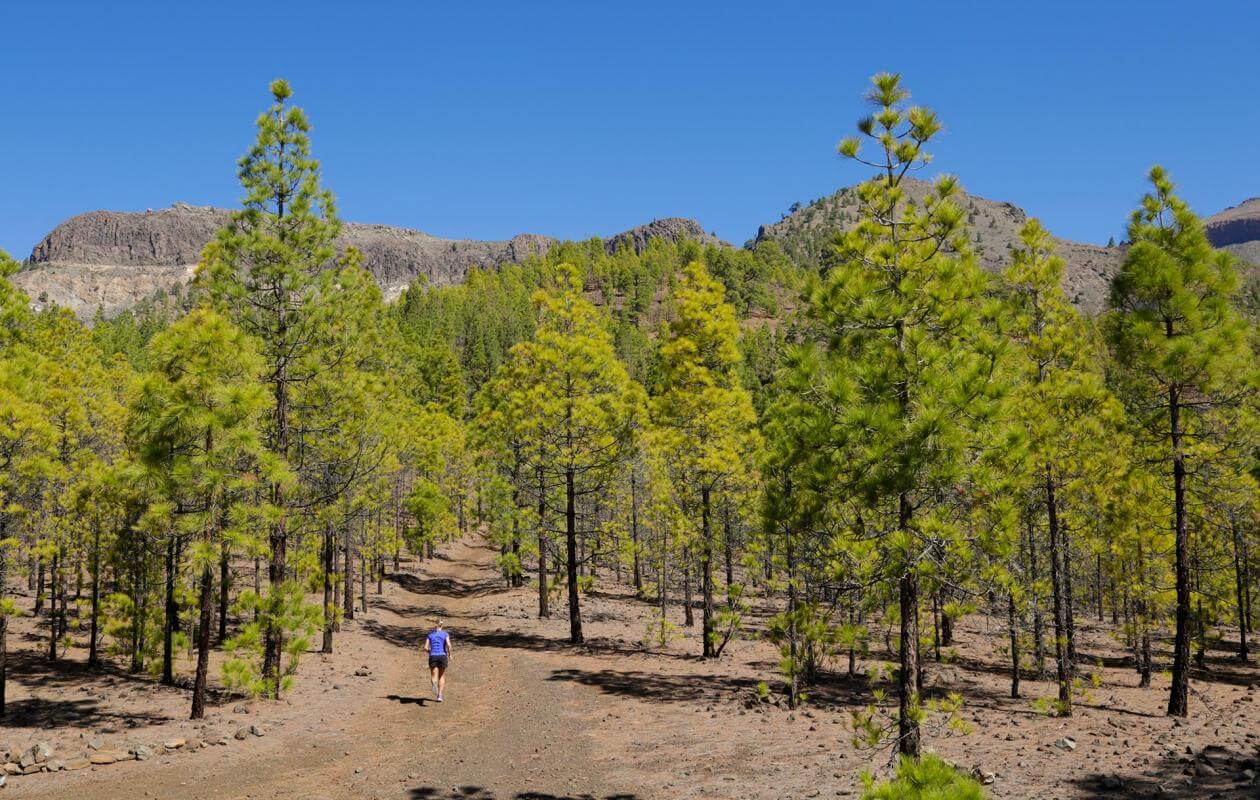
[445, 633, 452, 658]
[424, 635, 431, 654]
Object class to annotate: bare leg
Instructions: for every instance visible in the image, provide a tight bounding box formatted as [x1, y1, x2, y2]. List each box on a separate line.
[429, 665, 439, 696]
[437, 664, 447, 699]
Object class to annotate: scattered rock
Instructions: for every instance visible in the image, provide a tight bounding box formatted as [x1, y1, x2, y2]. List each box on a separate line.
[134, 745, 154, 761]
[64, 757, 91, 771]
[1193, 762, 1218, 777]
[970, 766, 996, 785]
[87, 736, 104, 751]
[234, 728, 249, 741]
[164, 738, 187, 750]
[46, 759, 64, 772]
[1053, 736, 1077, 752]
[90, 750, 131, 765]
[249, 725, 265, 737]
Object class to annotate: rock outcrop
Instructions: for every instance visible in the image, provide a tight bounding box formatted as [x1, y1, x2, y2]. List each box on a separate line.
[15, 206, 720, 317]
[754, 179, 1125, 313]
[1205, 198, 1260, 267]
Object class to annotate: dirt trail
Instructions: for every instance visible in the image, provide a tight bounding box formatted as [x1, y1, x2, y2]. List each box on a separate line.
[21, 537, 635, 800]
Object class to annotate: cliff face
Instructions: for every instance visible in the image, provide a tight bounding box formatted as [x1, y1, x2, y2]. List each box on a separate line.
[755, 179, 1126, 313]
[1205, 198, 1260, 266]
[15, 205, 719, 317]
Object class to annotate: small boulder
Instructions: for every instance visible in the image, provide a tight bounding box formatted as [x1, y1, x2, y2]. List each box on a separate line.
[46, 759, 64, 772]
[164, 738, 186, 750]
[33, 742, 53, 763]
[63, 758, 91, 771]
[234, 728, 249, 741]
[133, 745, 154, 761]
[1053, 737, 1077, 752]
[249, 724, 265, 737]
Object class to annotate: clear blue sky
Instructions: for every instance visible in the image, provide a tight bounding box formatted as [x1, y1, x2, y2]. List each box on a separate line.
[3, 1, 1258, 258]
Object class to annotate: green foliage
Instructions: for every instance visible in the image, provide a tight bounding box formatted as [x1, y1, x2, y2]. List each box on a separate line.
[861, 755, 986, 800]
[222, 582, 321, 698]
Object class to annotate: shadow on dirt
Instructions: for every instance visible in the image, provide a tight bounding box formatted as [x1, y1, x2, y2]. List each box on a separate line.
[386, 693, 433, 706]
[410, 789, 639, 800]
[1068, 740, 1258, 799]
[546, 666, 760, 703]
[389, 571, 506, 599]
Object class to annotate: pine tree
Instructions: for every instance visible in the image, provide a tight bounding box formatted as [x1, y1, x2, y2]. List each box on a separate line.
[1106, 166, 1256, 716]
[651, 261, 759, 657]
[997, 219, 1126, 715]
[197, 79, 355, 696]
[128, 309, 268, 717]
[784, 73, 1000, 757]
[484, 266, 644, 643]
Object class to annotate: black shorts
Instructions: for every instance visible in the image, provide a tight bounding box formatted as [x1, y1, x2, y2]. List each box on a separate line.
[429, 655, 448, 670]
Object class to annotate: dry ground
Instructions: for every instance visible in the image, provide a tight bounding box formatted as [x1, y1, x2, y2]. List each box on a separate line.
[3, 535, 1258, 799]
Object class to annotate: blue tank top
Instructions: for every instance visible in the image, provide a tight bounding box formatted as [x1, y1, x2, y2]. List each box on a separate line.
[428, 630, 448, 656]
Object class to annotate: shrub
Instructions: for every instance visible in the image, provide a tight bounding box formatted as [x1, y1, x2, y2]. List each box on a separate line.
[861, 754, 986, 800]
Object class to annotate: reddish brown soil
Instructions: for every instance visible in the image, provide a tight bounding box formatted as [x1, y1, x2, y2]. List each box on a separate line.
[5, 536, 1258, 799]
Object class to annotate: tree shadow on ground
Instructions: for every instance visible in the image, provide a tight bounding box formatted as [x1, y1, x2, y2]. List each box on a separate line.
[458, 628, 694, 662]
[0, 696, 173, 730]
[1069, 741, 1258, 799]
[389, 571, 506, 599]
[546, 666, 766, 704]
[410, 789, 639, 799]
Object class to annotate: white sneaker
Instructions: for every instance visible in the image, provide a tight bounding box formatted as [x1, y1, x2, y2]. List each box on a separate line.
[437, 694, 444, 702]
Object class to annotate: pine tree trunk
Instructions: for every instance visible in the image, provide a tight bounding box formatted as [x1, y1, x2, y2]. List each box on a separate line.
[1063, 525, 1077, 665]
[1168, 385, 1191, 717]
[162, 538, 176, 685]
[565, 468, 582, 644]
[1232, 517, 1249, 661]
[1096, 553, 1104, 622]
[191, 562, 214, 719]
[47, 549, 59, 661]
[343, 532, 355, 622]
[35, 559, 44, 616]
[0, 516, 9, 715]
[217, 544, 230, 645]
[1136, 539, 1152, 687]
[630, 469, 642, 594]
[1008, 590, 1021, 698]
[322, 524, 335, 653]
[897, 494, 920, 758]
[89, 520, 101, 667]
[700, 487, 716, 659]
[683, 549, 694, 628]
[723, 499, 734, 594]
[1046, 464, 1072, 716]
[537, 467, 549, 618]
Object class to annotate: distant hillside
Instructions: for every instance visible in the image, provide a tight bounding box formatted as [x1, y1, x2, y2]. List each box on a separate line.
[14, 205, 723, 317]
[753, 179, 1124, 313]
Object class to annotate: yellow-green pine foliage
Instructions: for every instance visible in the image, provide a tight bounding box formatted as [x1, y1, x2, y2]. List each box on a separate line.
[1106, 166, 1257, 716]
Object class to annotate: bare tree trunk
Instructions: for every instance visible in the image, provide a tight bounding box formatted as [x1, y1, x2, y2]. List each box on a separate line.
[897, 494, 920, 758]
[1008, 590, 1021, 698]
[89, 519, 102, 667]
[565, 468, 582, 644]
[1046, 465, 1072, 715]
[191, 562, 214, 719]
[1168, 385, 1190, 717]
[322, 524, 335, 653]
[701, 486, 715, 659]
[162, 539, 176, 685]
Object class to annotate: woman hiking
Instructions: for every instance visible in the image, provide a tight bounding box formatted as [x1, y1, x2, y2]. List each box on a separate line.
[424, 619, 452, 702]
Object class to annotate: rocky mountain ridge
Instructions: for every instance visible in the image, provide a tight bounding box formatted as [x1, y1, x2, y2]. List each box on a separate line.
[15, 186, 1258, 318]
[755, 179, 1125, 313]
[15, 206, 723, 317]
